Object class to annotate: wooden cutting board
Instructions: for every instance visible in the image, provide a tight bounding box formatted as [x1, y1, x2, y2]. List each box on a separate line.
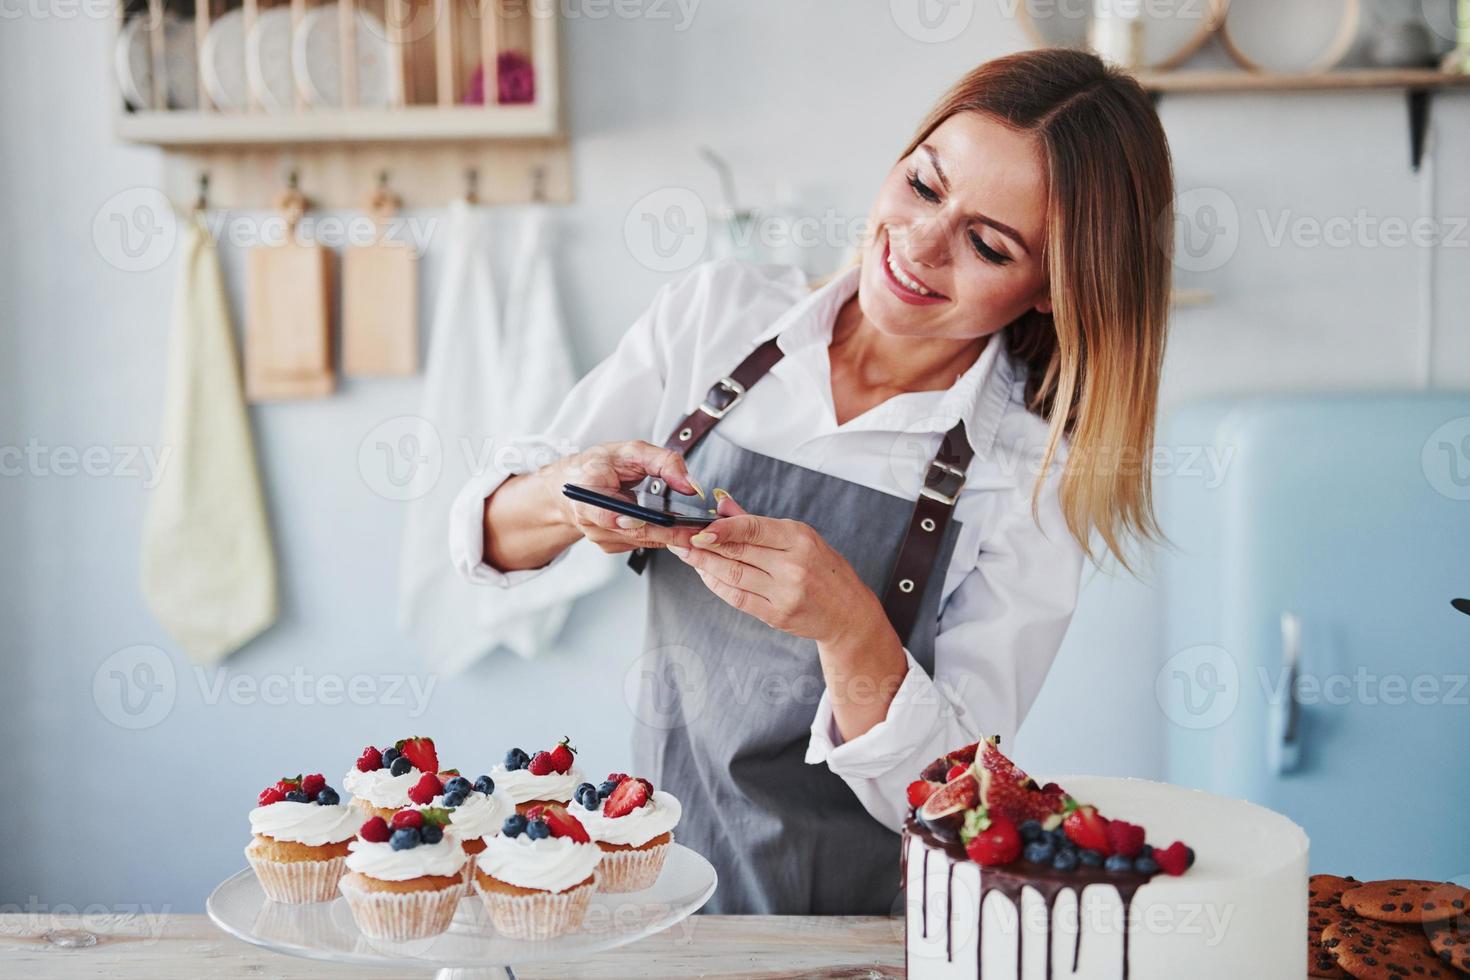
[245, 189, 335, 400]
[342, 187, 417, 376]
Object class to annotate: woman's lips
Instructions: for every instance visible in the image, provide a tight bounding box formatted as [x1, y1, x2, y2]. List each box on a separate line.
[881, 241, 948, 306]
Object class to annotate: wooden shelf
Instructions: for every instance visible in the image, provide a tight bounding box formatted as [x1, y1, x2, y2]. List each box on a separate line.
[1135, 67, 1470, 94]
[116, 104, 560, 147]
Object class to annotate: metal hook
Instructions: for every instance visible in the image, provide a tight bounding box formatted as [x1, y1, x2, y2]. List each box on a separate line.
[377, 169, 390, 190]
[465, 168, 479, 204]
[531, 165, 547, 203]
[287, 168, 300, 191]
[195, 172, 210, 212]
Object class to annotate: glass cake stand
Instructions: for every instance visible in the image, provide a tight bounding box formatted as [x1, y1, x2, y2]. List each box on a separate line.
[206, 844, 717, 979]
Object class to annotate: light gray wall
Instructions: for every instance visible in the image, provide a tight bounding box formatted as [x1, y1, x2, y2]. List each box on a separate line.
[2, 2, 1467, 913]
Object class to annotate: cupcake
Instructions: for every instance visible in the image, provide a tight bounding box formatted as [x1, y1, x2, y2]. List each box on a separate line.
[339, 808, 466, 942]
[569, 773, 680, 892]
[473, 803, 601, 940]
[246, 773, 359, 903]
[490, 737, 586, 813]
[351, 737, 451, 819]
[412, 772, 512, 894]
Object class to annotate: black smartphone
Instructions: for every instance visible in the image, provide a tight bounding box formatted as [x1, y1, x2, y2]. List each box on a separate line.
[562, 484, 717, 527]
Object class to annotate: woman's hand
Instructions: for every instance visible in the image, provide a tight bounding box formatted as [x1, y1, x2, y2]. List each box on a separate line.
[547, 441, 703, 556]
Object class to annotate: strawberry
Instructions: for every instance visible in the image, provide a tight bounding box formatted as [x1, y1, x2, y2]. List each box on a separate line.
[301, 773, 326, 799]
[603, 775, 650, 817]
[257, 786, 285, 807]
[397, 737, 438, 775]
[1105, 820, 1146, 859]
[548, 737, 576, 774]
[274, 776, 302, 796]
[527, 751, 556, 776]
[407, 772, 443, 806]
[359, 816, 390, 843]
[946, 764, 968, 782]
[636, 777, 654, 797]
[1155, 841, 1191, 876]
[1062, 802, 1111, 854]
[391, 809, 425, 829]
[538, 803, 591, 843]
[906, 780, 938, 809]
[356, 746, 383, 772]
[963, 809, 1022, 867]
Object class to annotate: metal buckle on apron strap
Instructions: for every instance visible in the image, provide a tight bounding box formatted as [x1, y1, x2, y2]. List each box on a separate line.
[698, 377, 747, 419]
[920, 459, 967, 506]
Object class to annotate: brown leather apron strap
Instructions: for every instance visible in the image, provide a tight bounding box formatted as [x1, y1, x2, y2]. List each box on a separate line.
[628, 338, 972, 649]
[879, 421, 972, 645]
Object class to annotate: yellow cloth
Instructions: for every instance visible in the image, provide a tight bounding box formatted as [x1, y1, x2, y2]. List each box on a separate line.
[141, 217, 277, 662]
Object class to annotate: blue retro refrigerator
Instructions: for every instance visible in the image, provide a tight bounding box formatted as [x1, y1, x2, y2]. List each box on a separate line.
[1158, 393, 1470, 880]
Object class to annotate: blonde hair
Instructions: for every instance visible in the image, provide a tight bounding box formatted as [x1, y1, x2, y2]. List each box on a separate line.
[897, 48, 1174, 568]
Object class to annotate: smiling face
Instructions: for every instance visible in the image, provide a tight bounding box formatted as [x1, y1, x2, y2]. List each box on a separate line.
[858, 111, 1053, 342]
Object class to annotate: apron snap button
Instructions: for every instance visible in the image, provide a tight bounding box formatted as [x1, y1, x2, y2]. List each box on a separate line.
[898, 578, 915, 593]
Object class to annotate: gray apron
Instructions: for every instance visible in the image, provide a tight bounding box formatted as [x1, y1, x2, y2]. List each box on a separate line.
[632, 428, 963, 914]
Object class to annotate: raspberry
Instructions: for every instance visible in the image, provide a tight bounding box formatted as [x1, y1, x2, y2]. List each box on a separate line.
[407, 772, 443, 805]
[391, 809, 425, 830]
[1105, 820, 1146, 859]
[358, 817, 390, 843]
[257, 786, 285, 807]
[356, 746, 383, 772]
[301, 774, 326, 799]
[1155, 841, 1191, 876]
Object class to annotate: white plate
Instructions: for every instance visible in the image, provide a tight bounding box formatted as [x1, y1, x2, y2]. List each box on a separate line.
[1219, 0, 1361, 74]
[206, 843, 717, 973]
[246, 7, 296, 113]
[202, 8, 249, 111]
[293, 4, 396, 109]
[1019, 0, 1225, 70]
[115, 13, 199, 109]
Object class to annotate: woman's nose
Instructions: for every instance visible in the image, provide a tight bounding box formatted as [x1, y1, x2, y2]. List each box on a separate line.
[902, 213, 951, 268]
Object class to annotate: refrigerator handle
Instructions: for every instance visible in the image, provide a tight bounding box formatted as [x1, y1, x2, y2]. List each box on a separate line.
[1269, 612, 1304, 775]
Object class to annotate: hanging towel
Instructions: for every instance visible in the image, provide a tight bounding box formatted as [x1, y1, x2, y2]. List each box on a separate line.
[141, 216, 278, 662]
[398, 202, 613, 673]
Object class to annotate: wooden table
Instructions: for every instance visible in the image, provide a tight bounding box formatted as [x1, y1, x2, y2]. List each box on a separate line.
[0, 913, 904, 978]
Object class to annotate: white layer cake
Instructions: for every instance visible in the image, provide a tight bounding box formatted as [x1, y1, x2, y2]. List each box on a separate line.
[903, 776, 1308, 980]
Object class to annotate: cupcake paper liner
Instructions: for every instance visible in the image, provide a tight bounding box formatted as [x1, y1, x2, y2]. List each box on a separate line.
[474, 877, 595, 940]
[594, 838, 671, 893]
[247, 853, 348, 904]
[338, 876, 462, 942]
[460, 853, 478, 897]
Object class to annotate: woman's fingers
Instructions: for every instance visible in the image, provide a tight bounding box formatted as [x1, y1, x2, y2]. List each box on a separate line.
[611, 441, 702, 497]
[669, 544, 775, 598]
[693, 568, 779, 620]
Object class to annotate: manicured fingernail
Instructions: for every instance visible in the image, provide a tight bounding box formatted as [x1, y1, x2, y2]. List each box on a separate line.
[616, 516, 646, 529]
[712, 488, 731, 505]
[687, 477, 705, 499]
[690, 532, 717, 547]
[668, 545, 690, 559]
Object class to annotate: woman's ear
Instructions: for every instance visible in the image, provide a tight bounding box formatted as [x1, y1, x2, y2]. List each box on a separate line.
[1034, 294, 1053, 315]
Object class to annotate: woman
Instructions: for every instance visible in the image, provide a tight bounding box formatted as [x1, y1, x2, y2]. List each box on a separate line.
[451, 48, 1173, 914]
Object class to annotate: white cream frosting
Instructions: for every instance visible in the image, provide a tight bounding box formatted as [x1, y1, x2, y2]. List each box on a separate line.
[345, 836, 466, 881]
[570, 790, 681, 847]
[416, 790, 513, 842]
[361, 768, 429, 809]
[488, 764, 586, 805]
[249, 801, 360, 846]
[475, 833, 601, 893]
[341, 766, 384, 801]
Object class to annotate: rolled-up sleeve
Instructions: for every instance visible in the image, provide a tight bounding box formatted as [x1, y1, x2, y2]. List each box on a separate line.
[804, 469, 1084, 831]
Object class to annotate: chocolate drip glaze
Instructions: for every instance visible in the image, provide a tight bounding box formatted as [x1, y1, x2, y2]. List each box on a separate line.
[904, 816, 1154, 980]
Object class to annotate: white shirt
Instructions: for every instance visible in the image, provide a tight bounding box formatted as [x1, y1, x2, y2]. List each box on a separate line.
[450, 258, 1084, 831]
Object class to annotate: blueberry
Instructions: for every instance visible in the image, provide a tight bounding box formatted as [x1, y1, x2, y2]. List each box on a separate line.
[1138, 844, 1154, 860]
[473, 775, 495, 795]
[316, 787, 340, 806]
[1052, 849, 1079, 871]
[1023, 841, 1055, 864]
[575, 783, 599, 810]
[1078, 849, 1103, 867]
[1105, 854, 1133, 873]
[389, 756, 412, 777]
[502, 814, 527, 838]
[1134, 855, 1160, 875]
[420, 824, 444, 845]
[1184, 846, 1196, 869]
[442, 790, 468, 809]
[284, 789, 309, 803]
[382, 747, 400, 767]
[1047, 828, 1070, 849]
[443, 776, 471, 797]
[390, 827, 421, 850]
[1018, 820, 1044, 843]
[525, 818, 550, 840]
[504, 748, 530, 771]
[597, 780, 618, 800]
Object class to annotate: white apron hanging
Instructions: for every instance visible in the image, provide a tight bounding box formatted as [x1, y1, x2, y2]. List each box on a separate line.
[398, 202, 613, 672]
[141, 215, 278, 662]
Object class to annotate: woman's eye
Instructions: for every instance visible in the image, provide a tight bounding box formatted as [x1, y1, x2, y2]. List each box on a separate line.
[906, 170, 941, 204]
[969, 230, 1012, 266]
